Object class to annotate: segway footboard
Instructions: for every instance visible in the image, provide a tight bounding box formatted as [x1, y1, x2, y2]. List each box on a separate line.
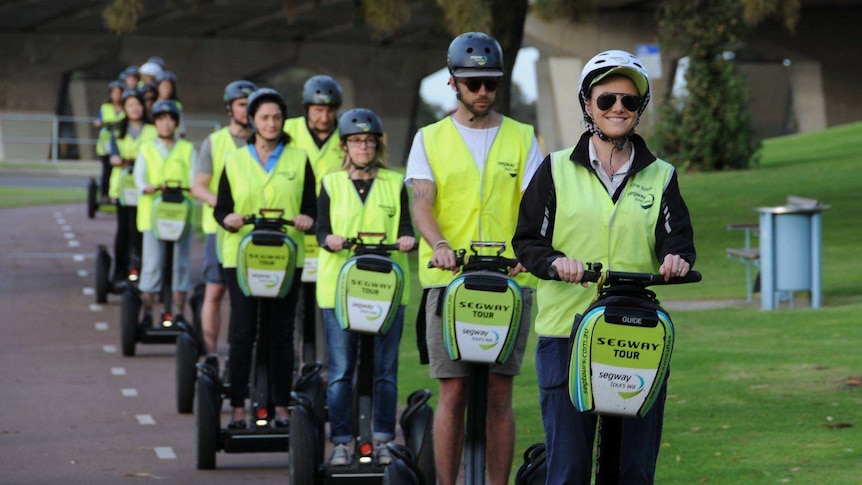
[568, 289, 673, 418]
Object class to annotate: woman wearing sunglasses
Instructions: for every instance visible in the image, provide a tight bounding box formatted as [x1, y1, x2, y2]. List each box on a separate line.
[512, 50, 696, 484]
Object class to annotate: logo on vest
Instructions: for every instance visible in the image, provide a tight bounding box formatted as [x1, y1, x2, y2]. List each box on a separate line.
[496, 160, 518, 177]
[379, 204, 396, 217]
[627, 189, 655, 209]
[279, 171, 297, 181]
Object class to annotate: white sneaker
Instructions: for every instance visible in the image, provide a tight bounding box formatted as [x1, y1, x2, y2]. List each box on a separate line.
[329, 443, 350, 466]
[375, 442, 392, 466]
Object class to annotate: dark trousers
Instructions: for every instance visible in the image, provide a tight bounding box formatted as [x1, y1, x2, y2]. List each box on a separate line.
[113, 203, 142, 282]
[536, 336, 666, 485]
[99, 155, 111, 197]
[225, 268, 300, 409]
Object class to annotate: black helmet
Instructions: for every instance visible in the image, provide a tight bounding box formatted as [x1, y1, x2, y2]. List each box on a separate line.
[151, 99, 181, 122]
[302, 75, 342, 106]
[246, 88, 287, 128]
[138, 82, 158, 99]
[108, 80, 125, 92]
[447, 32, 504, 78]
[338, 108, 383, 139]
[155, 71, 177, 85]
[121, 88, 144, 104]
[223, 80, 257, 105]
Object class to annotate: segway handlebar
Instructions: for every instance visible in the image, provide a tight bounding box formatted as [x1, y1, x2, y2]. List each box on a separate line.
[427, 241, 520, 274]
[547, 262, 702, 287]
[343, 232, 417, 256]
[241, 208, 296, 231]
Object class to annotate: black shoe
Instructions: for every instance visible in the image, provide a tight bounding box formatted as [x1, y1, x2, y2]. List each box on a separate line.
[174, 314, 190, 331]
[204, 354, 219, 374]
[273, 416, 289, 429]
[140, 313, 153, 328]
[227, 419, 247, 430]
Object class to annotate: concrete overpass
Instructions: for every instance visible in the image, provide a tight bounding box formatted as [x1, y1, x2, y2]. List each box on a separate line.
[1, 0, 860, 160]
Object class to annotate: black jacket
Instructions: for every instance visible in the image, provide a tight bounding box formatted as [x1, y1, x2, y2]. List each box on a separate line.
[512, 132, 696, 279]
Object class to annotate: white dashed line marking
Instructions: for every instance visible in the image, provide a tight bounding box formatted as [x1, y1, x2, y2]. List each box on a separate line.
[136, 414, 156, 426]
[103, 345, 117, 353]
[95, 322, 108, 331]
[53, 212, 62, 217]
[57, 218, 66, 224]
[62, 225, 71, 231]
[68, 240, 80, 248]
[78, 269, 88, 277]
[83, 287, 95, 296]
[154, 447, 176, 459]
[89, 304, 102, 312]
[111, 367, 126, 376]
[64, 232, 75, 239]
[73, 254, 85, 262]
[121, 388, 138, 397]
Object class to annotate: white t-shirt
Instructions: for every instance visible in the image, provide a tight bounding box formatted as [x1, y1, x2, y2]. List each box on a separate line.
[405, 117, 543, 192]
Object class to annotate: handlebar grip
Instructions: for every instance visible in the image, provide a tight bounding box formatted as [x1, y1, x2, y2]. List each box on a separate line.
[547, 265, 600, 282]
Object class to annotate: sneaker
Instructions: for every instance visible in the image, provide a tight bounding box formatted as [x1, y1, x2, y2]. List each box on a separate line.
[375, 442, 392, 466]
[140, 313, 153, 328]
[203, 354, 219, 374]
[174, 314, 189, 330]
[329, 443, 350, 466]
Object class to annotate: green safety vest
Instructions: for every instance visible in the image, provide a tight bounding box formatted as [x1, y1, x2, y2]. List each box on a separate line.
[418, 116, 537, 288]
[96, 103, 126, 156]
[220, 145, 308, 269]
[108, 124, 158, 200]
[136, 139, 195, 231]
[316, 169, 409, 308]
[533, 148, 674, 337]
[283, 116, 344, 193]
[201, 127, 244, 234]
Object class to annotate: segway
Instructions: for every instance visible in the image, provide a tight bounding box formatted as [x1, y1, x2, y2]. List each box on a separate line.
[119, 181, 192, 357]
[94, 162, 141, 304]
[196, 209, 324, 470]
[87, 128, 123, 219]
[533, 262, 701, 485]
[289, 234, 431, 484]
[431, 241, 525, 485]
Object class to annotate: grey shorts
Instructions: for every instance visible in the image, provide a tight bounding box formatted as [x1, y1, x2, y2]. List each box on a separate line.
[425, 286, 533, 379]
[201, 233, 225, 285]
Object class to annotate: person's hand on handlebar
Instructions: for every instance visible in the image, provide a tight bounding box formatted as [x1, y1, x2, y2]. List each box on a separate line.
[509, 262, 528, 278]
[223, 212, 245, 232]
[551, 257, 590, 287]
[430, 241, 458, 273]
[659, 254, 691, 282]
[292, 214, 314, 232]
[396, 236, 415, 253]
[110, 155, 122, 166]
[325, 234, 347, 252]
[142, 184, 157, 195]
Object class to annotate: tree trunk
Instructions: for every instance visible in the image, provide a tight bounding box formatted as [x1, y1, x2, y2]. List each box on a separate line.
[489, 0, 528, 116]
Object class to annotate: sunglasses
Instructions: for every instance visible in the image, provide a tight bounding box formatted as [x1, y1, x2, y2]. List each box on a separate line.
[459, 78, 499, 93]
[595, 93, 641, 112]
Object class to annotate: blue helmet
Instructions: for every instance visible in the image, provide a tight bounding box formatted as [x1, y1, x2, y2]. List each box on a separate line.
[447, 32, 504, 78]
[223, 80, 257, 105]
[338, 108, 383, 139]
[155, 71, 177, 85]
[108, 80, 125, 92]
[246, 88, 287, 129]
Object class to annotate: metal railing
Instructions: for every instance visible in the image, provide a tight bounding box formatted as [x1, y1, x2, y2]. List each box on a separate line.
[0, 112, 222, 161]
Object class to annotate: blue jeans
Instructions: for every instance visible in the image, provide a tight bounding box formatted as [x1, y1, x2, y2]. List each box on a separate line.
[323, 307, 404, 444]
[536, 336, 667, 485]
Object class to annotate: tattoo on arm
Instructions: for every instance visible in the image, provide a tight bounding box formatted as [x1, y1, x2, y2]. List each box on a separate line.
[410, 180, 436, 206]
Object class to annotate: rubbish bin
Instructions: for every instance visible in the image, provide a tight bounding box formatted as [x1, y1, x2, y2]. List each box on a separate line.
[757, 198, 829, 310]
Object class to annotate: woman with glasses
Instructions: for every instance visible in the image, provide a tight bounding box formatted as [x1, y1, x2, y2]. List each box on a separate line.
[316, 108, 415, 467]
[512, 50, 696, 484]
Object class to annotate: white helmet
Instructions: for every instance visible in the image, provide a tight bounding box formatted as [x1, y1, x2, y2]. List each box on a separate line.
[139, 61, 163, 78]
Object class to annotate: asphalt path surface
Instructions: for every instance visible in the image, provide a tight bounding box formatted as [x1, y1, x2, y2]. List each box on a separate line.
[0, 203, 294, 484]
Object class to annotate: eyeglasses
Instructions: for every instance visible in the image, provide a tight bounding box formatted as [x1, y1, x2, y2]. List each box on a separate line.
[595, 93, 641, 112]
[347, 137, 378, 148]
[459, 78, 500, 93]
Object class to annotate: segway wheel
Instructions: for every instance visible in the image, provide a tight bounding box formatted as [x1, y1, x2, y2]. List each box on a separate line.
[289, 405, 320, 484]
[120, 289, 140, 357]
[175, 332, 198, 414]
[87, 178, 97, 219]
[95, 245, 111, 304]
[401, 390, 436, 485]
[189, 282, 206, 335]
[196, 374, 220, 470]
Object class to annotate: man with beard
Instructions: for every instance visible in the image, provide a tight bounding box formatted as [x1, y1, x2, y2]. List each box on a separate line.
[190, 80, 256, 373]
[404, 32, 543, 485]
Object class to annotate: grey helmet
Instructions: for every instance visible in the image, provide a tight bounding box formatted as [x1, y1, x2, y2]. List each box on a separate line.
[338, 108, 383, 139]
[302, 75, 342, 106]
[121, 88, 144, 104]
[146, 56, 166, 69]
[151, 99, 181, 122]
[155, 71, 177, 85]
[447, 32, 504, 78]
[246, 88, 287, 129]
[223, 80, 257, 105]
[108, 80, 125, 92]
